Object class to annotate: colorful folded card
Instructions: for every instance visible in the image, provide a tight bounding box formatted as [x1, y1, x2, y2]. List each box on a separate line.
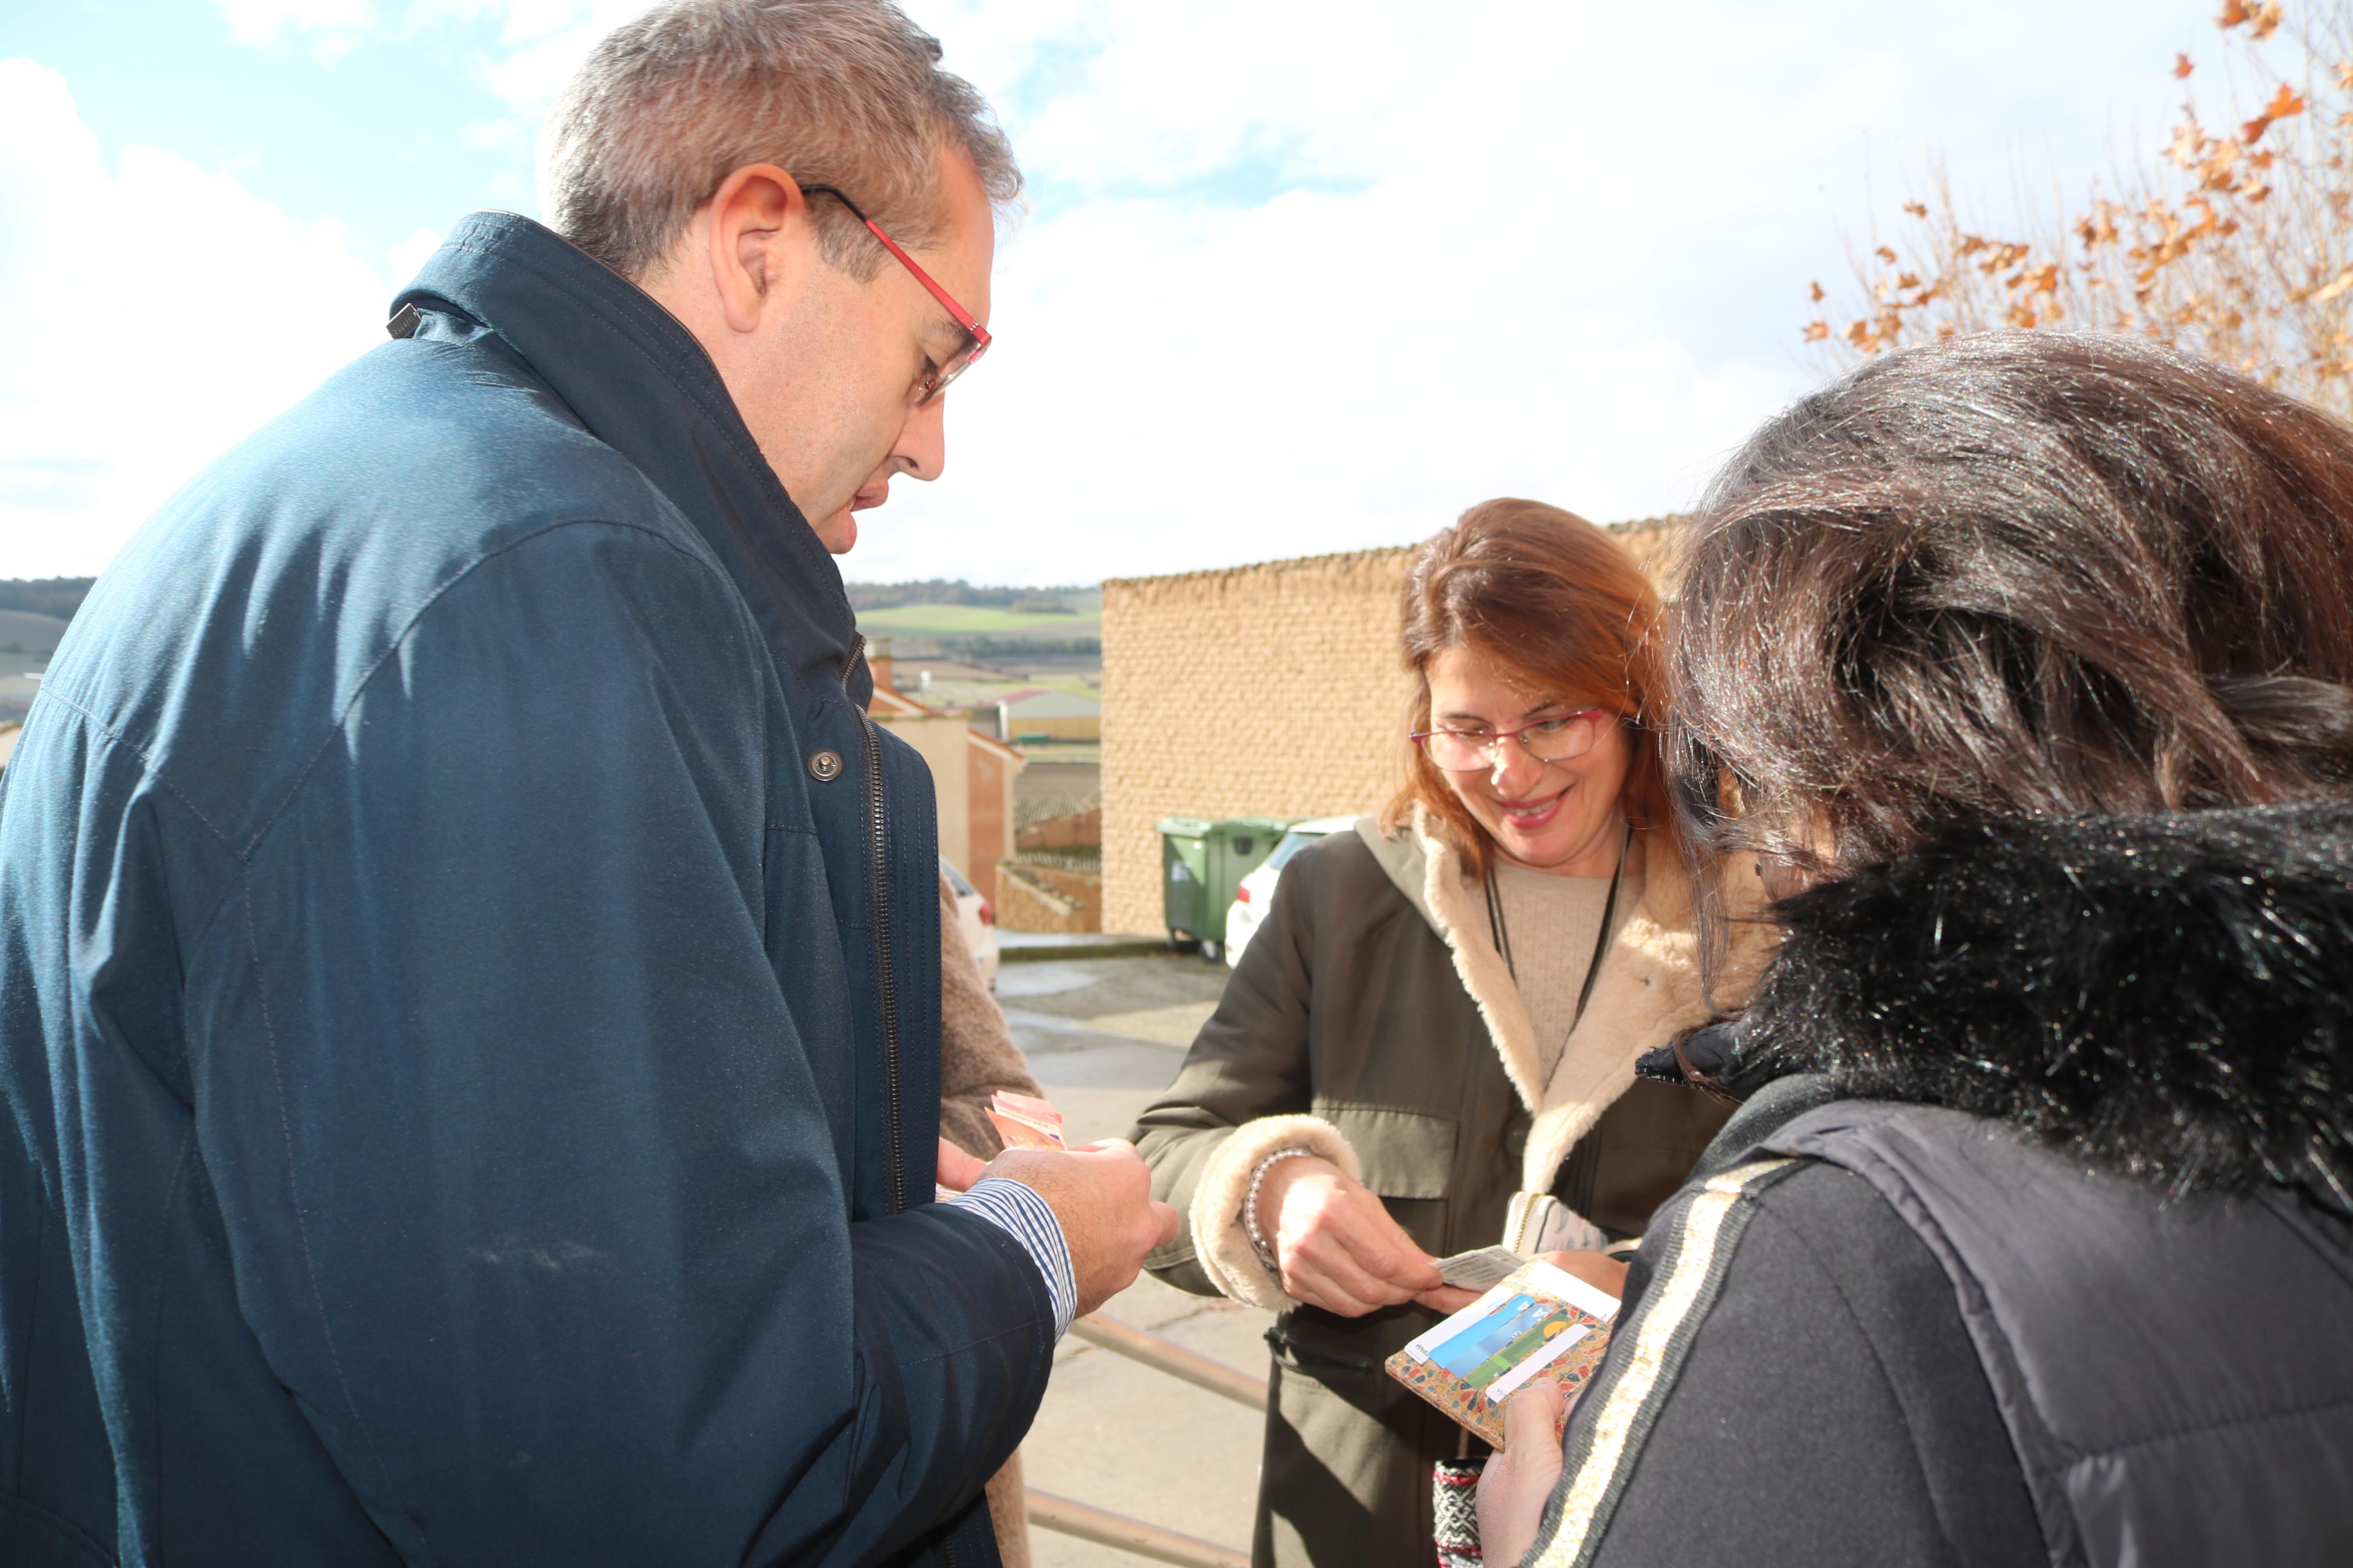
[1385, 1257, 1620, 1448]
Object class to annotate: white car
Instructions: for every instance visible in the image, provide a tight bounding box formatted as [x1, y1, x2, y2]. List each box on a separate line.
[942, 856, 999, 988]
[1224, 815, 1361, 968]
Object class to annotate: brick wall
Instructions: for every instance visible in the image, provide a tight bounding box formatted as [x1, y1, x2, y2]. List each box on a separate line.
[968, 744, 1013, 904]
[1017, 806, 1102, 852]
[1101, 546, 1418, 935]
[1099, 520, 1687, 936]
[996, 863, 1096, 933]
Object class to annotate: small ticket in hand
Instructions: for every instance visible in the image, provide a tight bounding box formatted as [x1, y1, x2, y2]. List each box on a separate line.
[986, 1090, 1067, 1151]
[1433, 1245, 1529, 1292]
[1386, 1258, 1620, 1448]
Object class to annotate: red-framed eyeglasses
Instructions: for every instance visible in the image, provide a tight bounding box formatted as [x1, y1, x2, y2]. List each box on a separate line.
[1411, 709, 1611, 773]
[801, 183, 990, 407]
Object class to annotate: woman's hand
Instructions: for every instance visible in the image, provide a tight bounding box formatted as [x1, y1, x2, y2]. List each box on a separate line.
[1415, 1247, 1631, 1315]
[1254, 1155, 1443, 1315]
[1477, 1380, 1569, 1566]
[1537, 1248, 1631, 1301]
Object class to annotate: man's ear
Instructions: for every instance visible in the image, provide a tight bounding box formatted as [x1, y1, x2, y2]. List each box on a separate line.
[704, 163, 817, 336]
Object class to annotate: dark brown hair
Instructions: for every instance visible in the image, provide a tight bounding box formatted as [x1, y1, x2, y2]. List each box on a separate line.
[1383, 499, 1670, 877]
[1669, 330, 2353, 883]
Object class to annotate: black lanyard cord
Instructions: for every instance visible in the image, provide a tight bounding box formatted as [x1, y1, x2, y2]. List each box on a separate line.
[1484, 820, 1632, 1034]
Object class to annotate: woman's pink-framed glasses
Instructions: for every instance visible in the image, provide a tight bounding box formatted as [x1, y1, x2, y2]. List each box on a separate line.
[801, 184, 990, 406]
[1411, 709, 1610, 773]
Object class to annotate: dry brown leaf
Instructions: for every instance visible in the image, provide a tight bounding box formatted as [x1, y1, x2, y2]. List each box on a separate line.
[2244, 83, 2306, 148]
[1811, 0, 2353, 392]
[2169, 118, 2206, 168]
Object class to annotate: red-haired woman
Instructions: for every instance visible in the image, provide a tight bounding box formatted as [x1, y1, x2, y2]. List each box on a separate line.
[1131, 500, 1773, 1568]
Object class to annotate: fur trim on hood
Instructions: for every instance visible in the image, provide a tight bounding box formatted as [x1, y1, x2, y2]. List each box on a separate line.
[1356, 806, 1776, 1194]
[1747, 802, 2353, 1207]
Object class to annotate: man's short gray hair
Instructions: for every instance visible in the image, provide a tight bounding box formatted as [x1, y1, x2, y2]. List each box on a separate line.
[542, 0, 1021, 282]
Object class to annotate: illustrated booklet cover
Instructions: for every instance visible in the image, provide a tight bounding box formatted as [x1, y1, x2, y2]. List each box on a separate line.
[1385, 1257, 1620, 1448]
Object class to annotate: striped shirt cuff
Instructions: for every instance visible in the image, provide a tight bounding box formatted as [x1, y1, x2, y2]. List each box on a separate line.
[946, 1176, 1077, 1338]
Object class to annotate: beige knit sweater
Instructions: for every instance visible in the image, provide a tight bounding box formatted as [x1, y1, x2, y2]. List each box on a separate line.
[936, 876, 1042, 1568]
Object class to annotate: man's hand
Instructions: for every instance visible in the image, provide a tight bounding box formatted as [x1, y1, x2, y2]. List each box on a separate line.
[936, 1136, 986, 1193]
[983, 1139, 1179, 1317]
[1478, 1380, 1568, 1566]
[1255, 1155, 1443, 1315]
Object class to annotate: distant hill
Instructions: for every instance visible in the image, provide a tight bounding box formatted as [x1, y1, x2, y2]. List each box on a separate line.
[0, 610, 69, 656]
[0, 578, 95, 624]
[846, 579, 1094, 614]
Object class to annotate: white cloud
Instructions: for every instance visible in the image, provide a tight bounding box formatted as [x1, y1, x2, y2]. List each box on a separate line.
[213, 0, 379, 55]
[844, 0, 2197, 584]
[6, 1, 2219, 582]
[387, 225, 446, 286]
[0, 60, 393, 578]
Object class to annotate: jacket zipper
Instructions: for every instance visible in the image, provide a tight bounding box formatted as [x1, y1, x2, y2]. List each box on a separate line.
[846, 634, 908, 1214]
[852, 640, 949, 1568]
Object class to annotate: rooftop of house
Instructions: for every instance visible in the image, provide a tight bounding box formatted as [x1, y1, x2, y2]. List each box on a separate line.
[995, 688, 1102, 717]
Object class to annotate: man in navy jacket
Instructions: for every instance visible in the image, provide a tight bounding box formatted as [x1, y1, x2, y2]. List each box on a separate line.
[0, 3, 1173, 1564]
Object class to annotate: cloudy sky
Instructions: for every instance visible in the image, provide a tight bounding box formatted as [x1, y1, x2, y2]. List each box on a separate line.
[3, 1, 2217, 585]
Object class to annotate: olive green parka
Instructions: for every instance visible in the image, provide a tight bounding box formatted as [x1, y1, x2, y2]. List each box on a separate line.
[1131, 811, 1770, 1568]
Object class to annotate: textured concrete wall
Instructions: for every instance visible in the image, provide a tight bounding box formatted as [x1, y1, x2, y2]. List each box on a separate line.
[1101, 546, 1417, 936]
[1098, 521, 1688, 936]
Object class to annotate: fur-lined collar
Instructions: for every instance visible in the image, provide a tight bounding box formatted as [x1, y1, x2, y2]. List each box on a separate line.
[1354, 807, 1773, 1193]
[1748, 802, 2353, 1207]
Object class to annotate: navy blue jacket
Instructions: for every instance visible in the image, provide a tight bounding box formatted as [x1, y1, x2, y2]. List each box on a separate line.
[0, 212, 1048, 1567]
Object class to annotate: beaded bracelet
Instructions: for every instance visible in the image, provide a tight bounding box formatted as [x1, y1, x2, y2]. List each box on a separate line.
[1244, 1146, 1317, 1274]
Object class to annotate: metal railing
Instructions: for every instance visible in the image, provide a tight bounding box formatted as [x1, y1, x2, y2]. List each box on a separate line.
[1065, 1313, 1269, 1411]
[1026, 1490, 1250, 1568]
[1024, 1311, 1269, 1568]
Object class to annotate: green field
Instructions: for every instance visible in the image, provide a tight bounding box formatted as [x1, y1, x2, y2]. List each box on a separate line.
[854, 603, 1102, 637]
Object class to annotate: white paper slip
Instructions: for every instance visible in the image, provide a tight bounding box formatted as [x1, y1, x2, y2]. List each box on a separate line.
[1433, 1245, 1530, 1292]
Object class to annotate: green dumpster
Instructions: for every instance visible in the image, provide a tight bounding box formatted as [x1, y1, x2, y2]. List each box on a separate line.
[1158, 815, 1297, 962]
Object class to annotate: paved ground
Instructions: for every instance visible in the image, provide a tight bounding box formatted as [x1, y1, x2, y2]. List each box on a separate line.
[996, 951, 1276, 1566]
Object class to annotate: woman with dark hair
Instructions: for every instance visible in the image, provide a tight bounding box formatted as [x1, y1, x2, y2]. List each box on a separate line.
[1478, 332, 2353, 1567]
[1131, 500, 1773, 1568]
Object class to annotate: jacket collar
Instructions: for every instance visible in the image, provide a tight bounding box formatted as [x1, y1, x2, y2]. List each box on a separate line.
[1355, 808, 1768, 1194]
[393, 211, 870, 703]
[1750, 800, 2353, 1211]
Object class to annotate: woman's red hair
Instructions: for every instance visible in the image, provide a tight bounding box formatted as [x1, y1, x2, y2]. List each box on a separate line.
[1382, 498, 1671, 879]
